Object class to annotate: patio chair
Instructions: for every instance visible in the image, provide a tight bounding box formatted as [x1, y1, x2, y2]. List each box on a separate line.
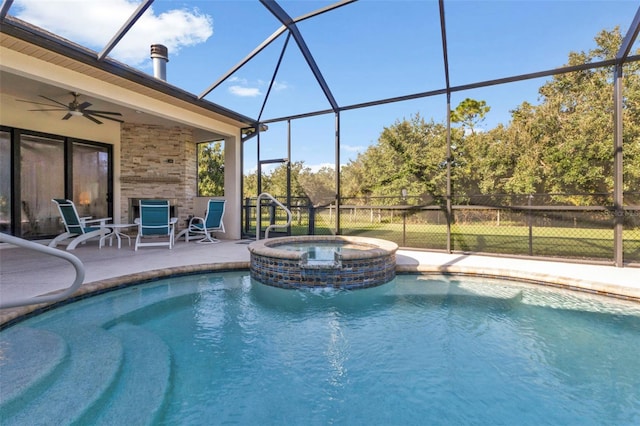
[177, 199, 225, 244]
[135, 199, 177, 250]
[49, 198, 112, 250]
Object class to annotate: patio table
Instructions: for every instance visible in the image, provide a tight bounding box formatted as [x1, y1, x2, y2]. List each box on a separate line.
[99, 223, 137, 249]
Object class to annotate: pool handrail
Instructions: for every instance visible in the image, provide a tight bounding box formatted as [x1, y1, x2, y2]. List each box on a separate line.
[0, 233, 86, 309]
[256, 192, 292, 240]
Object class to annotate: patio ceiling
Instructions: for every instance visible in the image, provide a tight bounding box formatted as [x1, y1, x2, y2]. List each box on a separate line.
[1, 0, 639, 130]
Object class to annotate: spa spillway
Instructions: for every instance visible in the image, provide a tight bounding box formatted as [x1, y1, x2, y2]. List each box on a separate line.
[248, 236, 398, 289]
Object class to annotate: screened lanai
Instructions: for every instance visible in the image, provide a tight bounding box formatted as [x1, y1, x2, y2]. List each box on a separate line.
[1, 0, 639, 266]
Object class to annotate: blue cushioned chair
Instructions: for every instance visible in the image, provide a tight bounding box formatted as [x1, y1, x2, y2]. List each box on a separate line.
[177, 199, 225, 244]
[135, 199, 177, 250]
[49, 198, 112, 250]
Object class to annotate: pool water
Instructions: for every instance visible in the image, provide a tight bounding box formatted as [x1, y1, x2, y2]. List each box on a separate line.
[276, 241, 368, 260]
[1, 272, 639, 425]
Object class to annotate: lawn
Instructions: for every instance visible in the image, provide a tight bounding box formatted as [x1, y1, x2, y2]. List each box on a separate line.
[249, 211, 640, 263]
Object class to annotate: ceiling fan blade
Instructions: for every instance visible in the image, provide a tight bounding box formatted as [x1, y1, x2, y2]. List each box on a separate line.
[84, 109, 123, 116]
[88, 112, 123, 123]
[39, 95, 68, 108]
[16, 99, 62, 108]
[84, 114, 103, 125]
[19, 93, 120, 124]
[28, 108, 67, 112]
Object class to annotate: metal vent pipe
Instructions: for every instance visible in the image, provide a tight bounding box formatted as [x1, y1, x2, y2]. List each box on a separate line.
[150, 44, 168, 81]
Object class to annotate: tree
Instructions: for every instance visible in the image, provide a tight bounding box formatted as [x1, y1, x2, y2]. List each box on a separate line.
[451, 27, 639, 205]
[198, 141, 224, 196]
[243, 161, 308, 200]
[450, 98, 490, 135]
[298, 166, 335, 206]
[342, 141, 403, 200]
[241, 29, 640, 209]
[371, 113, 449, 204]
[507, 27, 640, 204]
[243, 172, 258, 199]
[620, 49, 640, 199]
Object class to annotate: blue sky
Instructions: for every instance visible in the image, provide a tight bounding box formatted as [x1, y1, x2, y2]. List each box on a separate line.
[11, 0, 640, 173]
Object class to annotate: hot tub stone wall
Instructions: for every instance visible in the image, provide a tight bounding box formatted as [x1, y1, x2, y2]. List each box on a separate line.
[248, 236, 398, 289]
[250, 253, 396, 289]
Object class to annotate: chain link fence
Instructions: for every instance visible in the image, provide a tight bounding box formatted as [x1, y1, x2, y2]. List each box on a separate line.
[242, 194, 640, 265]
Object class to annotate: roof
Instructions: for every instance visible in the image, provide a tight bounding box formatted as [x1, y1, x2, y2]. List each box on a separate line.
[0, 14, 257, 128]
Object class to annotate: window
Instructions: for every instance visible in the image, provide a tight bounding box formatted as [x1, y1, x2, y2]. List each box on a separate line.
[72, 141, 110, 219]
[197, 140, 224, 196]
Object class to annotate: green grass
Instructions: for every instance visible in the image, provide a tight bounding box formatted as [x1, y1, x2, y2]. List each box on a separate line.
[249, 213, 640, 262]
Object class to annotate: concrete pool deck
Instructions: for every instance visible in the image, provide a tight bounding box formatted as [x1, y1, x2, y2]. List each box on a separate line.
[1, 237, 639, 325]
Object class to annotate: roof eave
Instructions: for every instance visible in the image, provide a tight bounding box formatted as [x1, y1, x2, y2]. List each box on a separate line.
[0, 16, 258, 127]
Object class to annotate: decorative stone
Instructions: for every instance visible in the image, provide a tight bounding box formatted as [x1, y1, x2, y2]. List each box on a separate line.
[247, 236, 398, 289]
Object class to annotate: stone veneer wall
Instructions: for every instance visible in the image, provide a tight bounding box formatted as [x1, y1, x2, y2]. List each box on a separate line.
[120, 123, 196, 230]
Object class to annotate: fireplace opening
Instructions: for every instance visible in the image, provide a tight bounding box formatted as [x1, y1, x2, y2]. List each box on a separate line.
[129, 198, 178, 224]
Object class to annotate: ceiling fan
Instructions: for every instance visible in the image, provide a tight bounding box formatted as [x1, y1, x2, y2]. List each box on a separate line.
[17, 92, 124, 124]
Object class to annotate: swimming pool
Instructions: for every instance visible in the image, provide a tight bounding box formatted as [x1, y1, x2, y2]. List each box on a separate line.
[1, 272, 639, 425]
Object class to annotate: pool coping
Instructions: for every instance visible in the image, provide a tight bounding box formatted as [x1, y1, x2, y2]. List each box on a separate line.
[248, 235, 399, 260]
[396, 263, 640, 303]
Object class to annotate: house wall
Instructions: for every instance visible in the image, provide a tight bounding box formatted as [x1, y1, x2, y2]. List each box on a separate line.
[120, 123, 196, 231]
[1, 94, 243, 239]
[0, 91, 124, 228]
[1, 44, 245, 240]
[119, 123, 241, 240]
[223, 133, 242, 240]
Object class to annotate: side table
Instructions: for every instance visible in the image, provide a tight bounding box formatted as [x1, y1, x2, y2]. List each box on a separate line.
[100, 223, 138, 249]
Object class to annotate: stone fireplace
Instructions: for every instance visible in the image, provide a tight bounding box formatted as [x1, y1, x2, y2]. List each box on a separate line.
[119, 123, 197, 228]
[128, 198, 179, 224]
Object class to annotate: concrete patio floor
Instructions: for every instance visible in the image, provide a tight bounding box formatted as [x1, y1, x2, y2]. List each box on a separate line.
[1, 237, 639, 325]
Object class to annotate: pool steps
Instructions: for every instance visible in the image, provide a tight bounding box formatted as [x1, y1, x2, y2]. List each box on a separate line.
[87, 323, 171, 425]
[1, 326, 123, 424]
[0, 323, 172, 424]
[0, 327, 67, 410]
[0, 283, 196, 423]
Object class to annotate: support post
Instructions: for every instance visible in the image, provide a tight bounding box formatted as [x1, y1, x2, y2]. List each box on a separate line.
[613, 63, 624, 267]
[446, 93, 452, 253]
[335, 111, 341, 234]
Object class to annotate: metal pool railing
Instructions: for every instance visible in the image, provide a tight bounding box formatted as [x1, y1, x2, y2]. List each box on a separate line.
[0, 233, 85, 309]
[256, 192, 292, 240]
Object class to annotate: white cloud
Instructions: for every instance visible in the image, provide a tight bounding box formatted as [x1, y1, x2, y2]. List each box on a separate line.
[255, 78, 288, 92]
[272, 81, 288, 91]
[229, 85, 261, 97]
[13, 0, 212, 67]
[226, 76, 287, 98]
[307, 163, 334, 173]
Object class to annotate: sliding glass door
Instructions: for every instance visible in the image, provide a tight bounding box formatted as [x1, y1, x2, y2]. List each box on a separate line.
[0, 130, 10, 234]
[20, 134, 65, 237]
[0, 127, 112, 239]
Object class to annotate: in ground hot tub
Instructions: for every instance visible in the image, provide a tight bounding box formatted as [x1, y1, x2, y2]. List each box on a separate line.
[248, 235, 398, 289]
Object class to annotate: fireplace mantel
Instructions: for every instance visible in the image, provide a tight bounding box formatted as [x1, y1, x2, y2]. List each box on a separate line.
[121, 176, 180, 183]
